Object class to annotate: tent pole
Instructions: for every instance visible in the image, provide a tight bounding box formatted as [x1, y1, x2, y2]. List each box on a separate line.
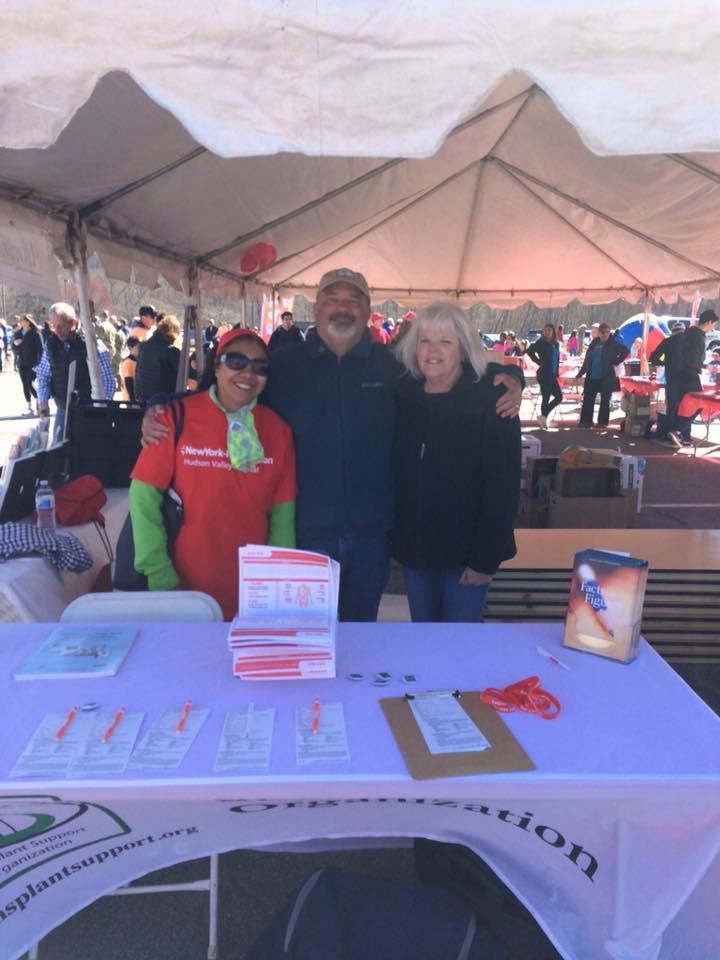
[238, 283, 246, 328]
[67, 213, 104, 399]
[177, 261, 203, 392]
[641, 290, 653, 375]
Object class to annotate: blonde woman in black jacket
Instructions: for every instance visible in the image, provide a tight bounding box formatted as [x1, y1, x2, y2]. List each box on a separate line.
[393, 302, 521, 622]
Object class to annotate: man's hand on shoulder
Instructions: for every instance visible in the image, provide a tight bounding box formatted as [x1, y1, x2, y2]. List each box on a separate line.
[493, 372, 522, 418]
[141, 404, 169, 447]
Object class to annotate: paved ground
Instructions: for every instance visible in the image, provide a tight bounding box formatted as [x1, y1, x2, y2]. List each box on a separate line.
[4, 366, 719, 960]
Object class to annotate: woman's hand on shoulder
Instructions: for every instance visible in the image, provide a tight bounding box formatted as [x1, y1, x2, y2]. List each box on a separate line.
[141, 404, 170, 447]
[492, 372, 522, 418]
[459, 567, 493, 586]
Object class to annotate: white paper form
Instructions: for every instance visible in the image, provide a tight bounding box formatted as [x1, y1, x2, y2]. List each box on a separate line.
[214, 707, 275, 771]
[295, 701, 350, 765]
[127, 708, 210, 771]
[66, 712, 145, 778]
[408, 692, 490, 755]
[9, 713, 96, 778]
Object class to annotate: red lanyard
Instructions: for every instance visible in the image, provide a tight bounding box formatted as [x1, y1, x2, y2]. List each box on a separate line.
[480, 675, 561, 719]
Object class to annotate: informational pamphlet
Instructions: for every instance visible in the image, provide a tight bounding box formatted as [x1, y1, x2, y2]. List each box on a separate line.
[294, 701, 349, 765]
[228, 546, 339, 680]
[10, 710, 144, 779]
[14, 625, 137, 680]
[127, 707, 210, 771]
[214, 706, 276, 771]
[9, 712, 96, 779]
[66, 712, 145, 778]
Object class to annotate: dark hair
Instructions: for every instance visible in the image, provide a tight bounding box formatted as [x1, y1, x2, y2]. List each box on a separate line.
[198, 333, 269, 391]
[281, 311, 293, 321]
[542, 323, 557, 341]
[138, 305, 156, 318]
[126, 336, 140, 349]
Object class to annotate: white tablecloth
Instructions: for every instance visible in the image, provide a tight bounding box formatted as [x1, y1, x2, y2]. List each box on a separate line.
[0, 621, 718, 960]
[0, 488, 128, 622]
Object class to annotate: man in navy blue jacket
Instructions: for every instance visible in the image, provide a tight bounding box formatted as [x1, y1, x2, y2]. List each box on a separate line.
[262, 268, 523, 621]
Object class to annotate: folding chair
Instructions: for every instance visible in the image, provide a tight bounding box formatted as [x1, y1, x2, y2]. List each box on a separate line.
[28, 590, 223, 960]
[60, 590, 222, 622]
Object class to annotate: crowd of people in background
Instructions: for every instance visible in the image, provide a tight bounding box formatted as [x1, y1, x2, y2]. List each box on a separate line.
[1, 286, 718, 622]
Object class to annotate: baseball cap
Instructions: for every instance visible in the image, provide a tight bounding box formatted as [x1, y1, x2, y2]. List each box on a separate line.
[317, 268, 370, 301]
[216, 326, 265, 356]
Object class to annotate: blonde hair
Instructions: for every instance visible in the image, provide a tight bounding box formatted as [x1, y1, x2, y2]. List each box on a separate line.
[156, 314, 181, 342]
[395, 301, 488, 381]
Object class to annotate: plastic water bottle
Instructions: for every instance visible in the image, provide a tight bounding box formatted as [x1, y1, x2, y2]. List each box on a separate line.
[35, 481, 57, 533]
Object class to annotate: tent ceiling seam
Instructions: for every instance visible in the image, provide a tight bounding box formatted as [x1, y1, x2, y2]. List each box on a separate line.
[199, 85, 536, 266]
[197, 157, 405, 264]
[244, 186, 433, 281]
[490, 157, 720, 281]
[272, 156, 492, 286]
[497, 165, 647, 286]
[454, 163, 485, 293]
[665, 154, 720, 186]
[79, 147, 207, 218]
[454, 89, 535, 290]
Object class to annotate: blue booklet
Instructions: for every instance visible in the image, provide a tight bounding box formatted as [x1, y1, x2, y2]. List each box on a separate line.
[14, 625, 137, 680]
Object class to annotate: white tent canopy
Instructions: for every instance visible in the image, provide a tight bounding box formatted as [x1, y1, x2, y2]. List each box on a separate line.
[1, 1, 720, 307]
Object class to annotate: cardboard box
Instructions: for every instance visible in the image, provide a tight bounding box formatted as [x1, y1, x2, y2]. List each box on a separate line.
[621, 393, 650, 417]
[548, 489, 637, 528]
[525, 455, 559, 499]
[556, 464, 621, 498]
[623, 415, 649, 437]
[584, 449, 646, 491]
[520, 434, 542, 490]
[517, 492, 549, 528]
[521, 433, 542, 466]
[563, 549, 649, 663]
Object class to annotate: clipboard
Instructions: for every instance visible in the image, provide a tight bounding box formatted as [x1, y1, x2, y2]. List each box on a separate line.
[380, 691, 535, 780]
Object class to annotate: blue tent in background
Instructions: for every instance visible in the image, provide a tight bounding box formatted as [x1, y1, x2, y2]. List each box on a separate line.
[615, 314, 674, 353]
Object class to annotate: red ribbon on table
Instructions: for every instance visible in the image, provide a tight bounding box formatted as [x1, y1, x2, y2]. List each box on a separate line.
[480, 675, 561, 719]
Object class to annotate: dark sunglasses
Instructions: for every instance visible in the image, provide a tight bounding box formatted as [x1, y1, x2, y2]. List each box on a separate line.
[218, 352, 270, 375]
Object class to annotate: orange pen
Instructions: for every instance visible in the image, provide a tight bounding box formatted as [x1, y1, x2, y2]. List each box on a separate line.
[102, 707, 126, 744]
[176, 699, 192, 733]
[54, 706, 78, 742]
[311, 697, 321, 734]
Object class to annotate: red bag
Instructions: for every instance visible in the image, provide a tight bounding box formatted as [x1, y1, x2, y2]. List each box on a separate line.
[54, 475, 107, 526]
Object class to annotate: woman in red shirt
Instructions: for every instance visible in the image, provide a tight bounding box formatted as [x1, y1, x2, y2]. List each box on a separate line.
[129, 328, 296, 619]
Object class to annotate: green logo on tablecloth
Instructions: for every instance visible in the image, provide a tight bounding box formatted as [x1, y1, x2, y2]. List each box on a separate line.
[0, 812, 57, 848]
[0, 795, 130, 889]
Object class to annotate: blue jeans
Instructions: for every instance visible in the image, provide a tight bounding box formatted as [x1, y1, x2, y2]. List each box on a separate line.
[298, 534, 389, 622]
[402, 566, 490, 623]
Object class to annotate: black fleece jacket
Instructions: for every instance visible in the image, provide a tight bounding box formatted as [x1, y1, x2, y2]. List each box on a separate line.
[392, 364, 521, 575]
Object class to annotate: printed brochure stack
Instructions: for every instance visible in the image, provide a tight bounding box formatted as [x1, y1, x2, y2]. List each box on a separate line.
[228, 546, 339, 679]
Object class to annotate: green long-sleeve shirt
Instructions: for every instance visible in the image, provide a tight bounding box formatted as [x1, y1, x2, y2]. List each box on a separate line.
[128, 479, 295, 591]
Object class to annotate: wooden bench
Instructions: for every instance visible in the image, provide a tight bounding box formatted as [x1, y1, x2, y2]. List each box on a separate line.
[484, 530, 720, 663]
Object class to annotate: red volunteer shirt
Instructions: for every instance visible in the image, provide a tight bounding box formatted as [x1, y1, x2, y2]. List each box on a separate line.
[132, 391, 296, 619]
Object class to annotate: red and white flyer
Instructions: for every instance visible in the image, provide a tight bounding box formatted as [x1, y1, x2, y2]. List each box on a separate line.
[228, 546, 339, 680]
